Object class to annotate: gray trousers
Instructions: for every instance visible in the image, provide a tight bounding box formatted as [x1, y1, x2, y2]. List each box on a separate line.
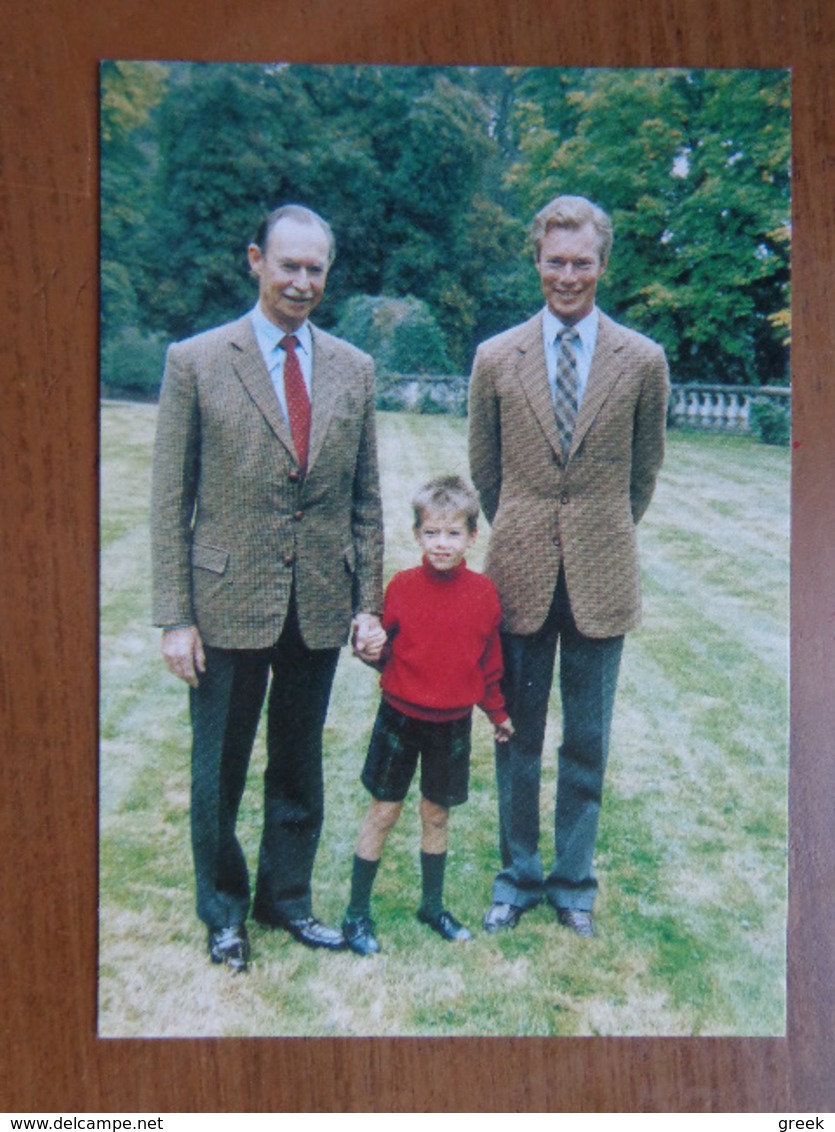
[493, 570, 624, 912]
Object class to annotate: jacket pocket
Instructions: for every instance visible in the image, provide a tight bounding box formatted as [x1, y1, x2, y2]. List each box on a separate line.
[192, 542, 229, 575]
[343, 545, 356, 574]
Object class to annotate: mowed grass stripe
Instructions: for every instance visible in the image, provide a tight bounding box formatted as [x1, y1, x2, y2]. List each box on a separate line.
[98, 403, 788, 1037]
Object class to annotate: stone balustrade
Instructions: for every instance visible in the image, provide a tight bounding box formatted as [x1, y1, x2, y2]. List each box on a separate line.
[668, 384, 791, 434]
[376, 374, 791, 436]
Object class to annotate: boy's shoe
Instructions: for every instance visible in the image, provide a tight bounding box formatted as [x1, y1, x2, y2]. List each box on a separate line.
[343, 915, 380, 956]
[417, 908, 473, 942]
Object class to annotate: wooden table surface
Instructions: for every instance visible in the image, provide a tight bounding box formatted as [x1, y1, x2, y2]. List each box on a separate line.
[2, 0, 833, 1113]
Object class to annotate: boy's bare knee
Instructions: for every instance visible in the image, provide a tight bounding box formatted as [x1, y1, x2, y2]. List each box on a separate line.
[419, 798, 450, 854]
[420, 797, 449, 832]
[356, 799, 403, 859]
[366, 799, 403, 836]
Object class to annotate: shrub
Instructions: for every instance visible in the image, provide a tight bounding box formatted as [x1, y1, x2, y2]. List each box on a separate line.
[417, 390, 448, 415]
[375, 386, 406, 413]
[750, 397, 791, 447]
[334, 294, 453, 376]
[100, 325, 169, 399]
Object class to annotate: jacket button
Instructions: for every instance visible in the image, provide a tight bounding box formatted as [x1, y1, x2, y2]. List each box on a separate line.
[288, 471, 300, 483]
[560, 491, 570, 505]
[293, 510, 304, 521]
[283, 553, 295, 567]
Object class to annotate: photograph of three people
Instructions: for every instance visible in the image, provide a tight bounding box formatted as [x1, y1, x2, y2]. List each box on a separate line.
[99, 60, 790, 1039]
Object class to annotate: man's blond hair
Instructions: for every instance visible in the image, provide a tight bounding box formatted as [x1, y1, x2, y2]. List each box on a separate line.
[531, 194, 613, 263]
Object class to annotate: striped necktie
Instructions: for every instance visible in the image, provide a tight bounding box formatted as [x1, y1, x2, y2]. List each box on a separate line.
[280, 334, 311, 475]
[553, 326, 579, 457]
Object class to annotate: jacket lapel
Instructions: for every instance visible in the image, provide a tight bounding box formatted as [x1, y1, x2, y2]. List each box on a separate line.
[228, 316, 296, 457]
[307, 326, 340, 472]
[569, 312, 626, 457]
[517, 313, 564, 460]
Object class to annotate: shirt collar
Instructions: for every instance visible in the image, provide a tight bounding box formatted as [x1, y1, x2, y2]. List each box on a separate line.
[251, 304, 313, 356]
[543, 305, 599, 354]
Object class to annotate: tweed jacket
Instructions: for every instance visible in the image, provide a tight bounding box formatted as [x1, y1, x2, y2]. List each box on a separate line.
[468, 309, 669, 639]
[151, 314, 384, 650]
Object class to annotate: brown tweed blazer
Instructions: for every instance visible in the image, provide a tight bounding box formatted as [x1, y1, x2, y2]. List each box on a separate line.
[468, 310, 669, 639]
[151, 314, 384, 650]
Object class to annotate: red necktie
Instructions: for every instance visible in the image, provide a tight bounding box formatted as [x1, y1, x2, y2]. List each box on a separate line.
[280, 334, 311, 474]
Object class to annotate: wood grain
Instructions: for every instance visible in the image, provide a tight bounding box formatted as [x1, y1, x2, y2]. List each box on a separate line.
[2, 0, 833, 1112]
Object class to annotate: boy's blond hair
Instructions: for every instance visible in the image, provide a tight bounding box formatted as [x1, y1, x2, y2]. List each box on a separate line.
[412, 475, 480, 534]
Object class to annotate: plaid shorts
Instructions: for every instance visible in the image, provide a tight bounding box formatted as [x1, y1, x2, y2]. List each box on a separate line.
[361, 698, 472, 808]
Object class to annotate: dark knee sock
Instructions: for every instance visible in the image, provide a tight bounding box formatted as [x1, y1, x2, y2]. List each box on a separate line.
[419, 850, 447, 917]
[346, 854, 380, 919]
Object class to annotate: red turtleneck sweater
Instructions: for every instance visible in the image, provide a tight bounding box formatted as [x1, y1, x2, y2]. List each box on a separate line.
[378, 558, 508, 725]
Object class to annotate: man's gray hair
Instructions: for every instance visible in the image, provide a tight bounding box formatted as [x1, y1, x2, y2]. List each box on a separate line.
[253, 204, 336, 265]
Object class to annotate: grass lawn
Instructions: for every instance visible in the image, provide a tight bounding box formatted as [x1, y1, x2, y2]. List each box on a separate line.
[98, 405, 789, 1037]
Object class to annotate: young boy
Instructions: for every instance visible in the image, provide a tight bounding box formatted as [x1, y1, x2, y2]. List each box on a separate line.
[343, 475, 513, 956]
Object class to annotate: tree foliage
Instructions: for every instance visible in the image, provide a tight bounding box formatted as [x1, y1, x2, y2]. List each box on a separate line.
[100, 62, 790, 396]
[507, 68, 791, 382]
[100, 61, 169, 394]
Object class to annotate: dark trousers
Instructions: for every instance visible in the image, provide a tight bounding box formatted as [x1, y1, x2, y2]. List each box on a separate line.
[189, 603, 340, 929]
[493, 570, 624, 913]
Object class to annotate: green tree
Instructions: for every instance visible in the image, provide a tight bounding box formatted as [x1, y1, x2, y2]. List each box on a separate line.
[139, 63, 287, 339]
[663, 70, 791, 383]
[139, 64, 510, 371]
[100, 60, 168, 393]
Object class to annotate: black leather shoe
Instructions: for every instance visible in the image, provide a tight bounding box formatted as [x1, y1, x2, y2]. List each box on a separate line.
[343, 915, 380, 956]
[556, 907, 595, 937]
[281, 916, 346, 951]
[417, 908, 473, 942]
[482, 902, 524, 933]
[208, 923, 250, 972]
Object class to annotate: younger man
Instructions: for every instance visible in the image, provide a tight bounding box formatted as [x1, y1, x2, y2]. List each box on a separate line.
[343, 475, 513, 956]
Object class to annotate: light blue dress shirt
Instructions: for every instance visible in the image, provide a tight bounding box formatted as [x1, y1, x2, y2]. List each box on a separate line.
[542, 306, 599, 411]
[251, 304, 313, 423]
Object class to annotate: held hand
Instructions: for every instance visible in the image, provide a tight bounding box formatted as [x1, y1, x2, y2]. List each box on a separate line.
[494, 717, 515, 744]
[353, 613, 386, 663]
[161, 625, 206, 688]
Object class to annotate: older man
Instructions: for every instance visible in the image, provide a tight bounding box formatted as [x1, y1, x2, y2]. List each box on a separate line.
[468, 195, 669, 937]
[152, 204, 384, 970]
